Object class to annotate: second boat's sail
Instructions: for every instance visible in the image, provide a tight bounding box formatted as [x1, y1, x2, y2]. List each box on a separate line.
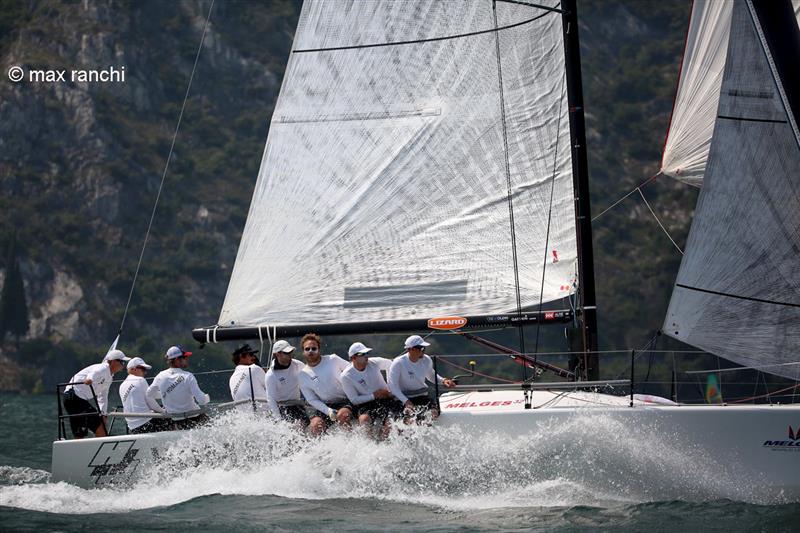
[663, 0, 800, 379]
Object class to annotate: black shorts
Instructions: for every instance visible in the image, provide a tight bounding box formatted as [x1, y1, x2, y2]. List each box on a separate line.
[130, 417, 174, 434]
[310, 400, 353, 421]
[403, 394, 438, 416]
[173, 413, 210, 431]
[279, 404, 310, 425]
[63, 390, 103, 438]
[354, 399, 402, 421]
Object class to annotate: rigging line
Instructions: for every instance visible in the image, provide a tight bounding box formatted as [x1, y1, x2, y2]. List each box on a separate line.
[492, 0, 526, 383]
[729, 382, 800, 404]
[293, 11, 554, 54]
[496, 0, 565, 14]
[684, 360, 800, 374]
[532, 69, 568, 360]
[612, 332, 660, 380]
[676, 283, 800, 308]
[591, 173, 658, 222]
[637, 188, 683, 255]
[116, 0, 215, 338]
[437, 358, 521, 384]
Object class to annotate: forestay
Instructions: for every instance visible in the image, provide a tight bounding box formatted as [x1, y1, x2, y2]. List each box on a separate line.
[660, 0, 800, 186]
[220, 1, 577, 328]
[664, 0, 800, 379]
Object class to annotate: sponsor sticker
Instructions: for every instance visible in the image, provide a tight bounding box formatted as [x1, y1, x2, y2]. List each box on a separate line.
[428, 316, 468, 330]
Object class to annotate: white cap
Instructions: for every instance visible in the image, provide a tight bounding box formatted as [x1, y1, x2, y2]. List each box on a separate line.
[348, 342, 373, 358]
[272, 340, 295, 354]
[127, 357, 152, 370]
[104, 349, 131, 362]
[404, 335, 430, 349]
[165, 345, 193, 360]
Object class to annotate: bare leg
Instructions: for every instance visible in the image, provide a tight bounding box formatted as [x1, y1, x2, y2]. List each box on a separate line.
[336, 407, 353, 429]
[309, 416, 326, 436]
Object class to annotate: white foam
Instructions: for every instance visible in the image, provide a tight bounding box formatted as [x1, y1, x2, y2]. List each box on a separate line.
[0, 410, 779, 513]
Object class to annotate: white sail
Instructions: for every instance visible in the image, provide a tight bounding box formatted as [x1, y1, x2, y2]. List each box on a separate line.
[219, 1, 577, 328]
[661, 1, 800, 187]
[664, 0, 800, 379]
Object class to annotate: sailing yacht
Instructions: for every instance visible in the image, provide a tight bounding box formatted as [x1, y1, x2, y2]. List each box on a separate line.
[53, 0, 800, 496]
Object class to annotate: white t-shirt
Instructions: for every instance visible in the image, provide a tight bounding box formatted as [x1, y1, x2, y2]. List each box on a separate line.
[147, 367, 209, 415]
[229, 364, 267, 402]
[66, 362, 113, 414]
[299, 354, 349, 413]
[341, 357, 393, 405]
[119, 374, 166, 430]
[265, 359, 304, 417]
[387, 353, 444, 404]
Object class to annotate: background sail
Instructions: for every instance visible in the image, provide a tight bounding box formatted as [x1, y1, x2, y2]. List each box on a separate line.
[664, 1, 800, 379]
[219, 1, 577, 328]
[661, 0, 800, 187]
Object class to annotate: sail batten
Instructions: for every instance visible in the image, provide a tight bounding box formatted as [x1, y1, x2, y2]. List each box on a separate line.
[219, 0, 577, 329]
[664, 0, 800, 380]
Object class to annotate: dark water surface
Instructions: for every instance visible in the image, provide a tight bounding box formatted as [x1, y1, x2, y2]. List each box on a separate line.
[1, 393, 798, 532]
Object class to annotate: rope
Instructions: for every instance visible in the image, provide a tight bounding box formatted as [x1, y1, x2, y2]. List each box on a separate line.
[591, 173, 658, 222]
[532, 68, 568, 362]
[728, 382, 800, 404]
[638, 188, 683, 255]
[116, 0, 215, 340]
[437, 357, 521, 384]
[492, 0, 527, 383]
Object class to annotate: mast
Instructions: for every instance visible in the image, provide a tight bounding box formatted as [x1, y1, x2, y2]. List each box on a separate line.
[561, 0, 599, 380]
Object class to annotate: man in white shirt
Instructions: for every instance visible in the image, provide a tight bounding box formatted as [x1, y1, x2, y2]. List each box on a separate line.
[298, 333, 353, 435]
[265, 339, 308, 426]
[147, 345, 210, 430]
[62, 349, 130, 438]
[388, 335, 456, 421]
[119, 356, 170, 434]
[229, 344, 267, 409]
[341, 341, 398, 438]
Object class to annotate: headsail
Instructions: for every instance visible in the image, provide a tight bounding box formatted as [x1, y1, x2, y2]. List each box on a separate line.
[661, 0, 800, 186]
[663, 0, 800, 379]
[218, 1, 578, 330]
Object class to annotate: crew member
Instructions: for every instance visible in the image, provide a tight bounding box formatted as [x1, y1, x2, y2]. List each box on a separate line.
[119, 356, 171, 434]
[229, 343, 267, 408]
[341, 341, 397, 439]
[265, 339, 308, 426]
[147, 345, 210, 430]
[298, 333, 352, 435]
[62, 349, 129, 438]
[387, 335, 456, 421]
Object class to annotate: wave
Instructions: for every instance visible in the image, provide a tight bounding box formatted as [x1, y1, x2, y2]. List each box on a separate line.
[0, 410, 782, 514]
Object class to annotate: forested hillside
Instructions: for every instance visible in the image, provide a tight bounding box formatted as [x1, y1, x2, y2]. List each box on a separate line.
[0, 0, 696, 392]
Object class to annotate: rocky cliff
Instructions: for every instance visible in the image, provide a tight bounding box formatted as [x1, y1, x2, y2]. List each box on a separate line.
[0, 0, 693, 390]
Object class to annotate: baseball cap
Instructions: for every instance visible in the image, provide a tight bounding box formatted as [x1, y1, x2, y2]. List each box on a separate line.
[104, 349, 131, 362]
[272, 340, 295, 354]
[404, 335, 431, 349]
[348, 342, 372, 358]
[165, 345, 192, 360]
[233, 343, 260, 357]
[127, 356, 152, 370]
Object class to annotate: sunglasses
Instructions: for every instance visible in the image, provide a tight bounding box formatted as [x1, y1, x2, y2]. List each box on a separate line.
[304, 346, 319, 352]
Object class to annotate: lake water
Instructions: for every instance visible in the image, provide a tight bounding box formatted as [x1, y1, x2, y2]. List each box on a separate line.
[0, 392, 798, 531]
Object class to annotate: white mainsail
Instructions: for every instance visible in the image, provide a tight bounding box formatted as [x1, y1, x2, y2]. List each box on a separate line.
[661, 0, 800, 186]
[663, 0, 800, 379]
[220, 1, 577, 328]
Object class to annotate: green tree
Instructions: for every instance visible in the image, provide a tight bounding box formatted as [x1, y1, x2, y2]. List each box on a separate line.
[0, 231, 30, 348]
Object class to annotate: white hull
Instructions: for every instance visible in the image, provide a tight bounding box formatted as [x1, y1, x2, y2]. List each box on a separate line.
[52, 390, 800, 499]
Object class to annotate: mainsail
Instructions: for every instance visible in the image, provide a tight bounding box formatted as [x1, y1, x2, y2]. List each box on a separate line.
[663, 0, 800, 379]
[217, 1, 579, 330]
